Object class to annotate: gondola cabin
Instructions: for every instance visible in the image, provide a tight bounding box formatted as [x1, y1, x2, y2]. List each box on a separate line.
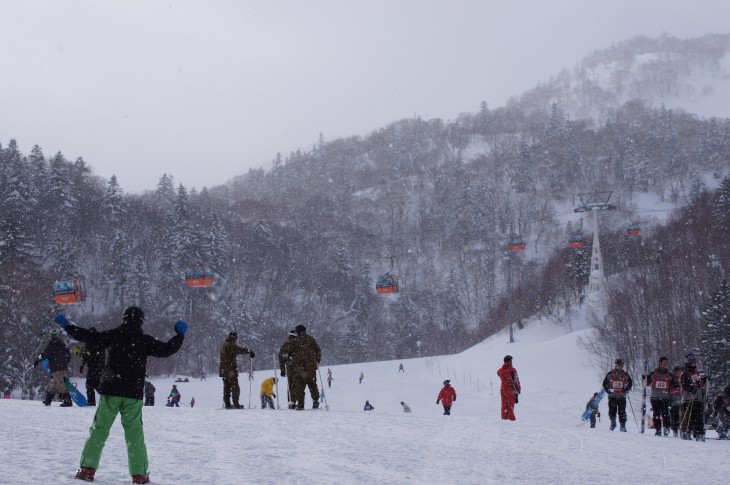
[53, 278, 87, 305]
[627, 224, 641, 236]
[375, 273, 399, 294]
[568, 233, 585, 248]
[186, 265, 214, 288]
[507, 235, 526, 252]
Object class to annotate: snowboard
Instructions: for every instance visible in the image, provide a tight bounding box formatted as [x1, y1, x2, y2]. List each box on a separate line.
[40, 359, 88, 406]
[581, 389, 605, 421]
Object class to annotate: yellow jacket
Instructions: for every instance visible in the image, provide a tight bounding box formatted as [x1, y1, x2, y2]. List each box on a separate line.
[260, 377, 276, 397]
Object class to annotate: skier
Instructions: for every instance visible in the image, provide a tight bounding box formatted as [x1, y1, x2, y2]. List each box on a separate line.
[288, 325, 321, 410]
[279, 329, 298, 408]
[645, 356, 674, 436]
[219, 331, 255, 409]
[34, 328, 72, 407]
[359, 372, 364, 384]
[399, 363, 404, 373]
[3, 379, 12, 399]
[602, 358, 633, 431]
[497, 355, 521, 421]
[401, 401, 412, 413]
[711, 385, 730, 439]
[437, 380, 457, 415]
[190, 397, 195, 408]
[669, 365, 683, 437]
[79, 327, 105, 407]
[55, 307, 186, 484]
[679, 353, 708, 441]
[167, 385, 181, 407]
[585, 392, 601, 428]
[327, 374, 333, 388]
[364, 400, 374, 411]
[260, 376, 277, 409]
[143, 379, 155, 406]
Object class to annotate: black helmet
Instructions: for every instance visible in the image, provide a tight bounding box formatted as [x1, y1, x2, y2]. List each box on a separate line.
[443, 379, 450, 385]
[615, 358, 624, 365]
[228, 331, 238, 341]
[295, 324, 307, 334]
[504, 355, 513, 363]
[122, 306, 144, 324]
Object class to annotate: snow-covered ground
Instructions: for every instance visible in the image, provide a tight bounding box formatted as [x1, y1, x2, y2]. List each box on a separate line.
[1, 319, 726, 484]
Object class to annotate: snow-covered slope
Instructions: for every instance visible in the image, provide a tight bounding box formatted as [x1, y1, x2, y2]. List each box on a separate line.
[1, 318, 725, 484]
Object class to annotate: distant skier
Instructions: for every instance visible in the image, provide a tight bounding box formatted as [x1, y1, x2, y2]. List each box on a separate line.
[79, 327, 105, 407]
[602, 358, 633, 431]
[219, 331, 254, 409]
[497, 355, 521, 421]
[645, 356, 674, 436]
[34, 328, 72, 407]
[359, 372, 364, 384]
[199, 371, 206, 381]
[364, 400, 374, 411]
[260, 376, 277, 409]
[55, 307, 186, 484]
[327, 374, 333, 388]
[437, 380, 457, 415]
[401, 401, 412, 413]
[190, 397, 195, 408]
[679, 353, 708, 441]
[167, 385, 181, 407]
[3, 379, 13, 399]
[144, 379, 155, 406]
[585, 392, 601, 428]
[711, 385, 730, 439]
[398, 363, 404, 373]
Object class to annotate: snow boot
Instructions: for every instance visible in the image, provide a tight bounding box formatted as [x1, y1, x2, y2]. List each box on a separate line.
[619, 422, 627, 432]
[655, 428, 662, 436]
[60, 393, 73, 407]
[663, 428, 670, 436]
[609, 419, 616, 431]
[43, 392, 55, 406]
[74, 467, 96, 481]
[87, 393, 96, 406]
[312, 401, 319, 409]
[131, 474, 150, 484]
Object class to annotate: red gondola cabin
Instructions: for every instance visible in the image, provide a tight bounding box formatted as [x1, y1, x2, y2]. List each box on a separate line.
[53, 278, 87, 305]
[507, 236, 526, 252]
[186, 265, 214, 288]
[376, 273, 399, 294]
[568, 233, 585, 248]
[627, 224, 641, 236]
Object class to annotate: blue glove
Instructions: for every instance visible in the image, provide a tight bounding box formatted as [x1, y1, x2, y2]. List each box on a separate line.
[54, 314, 69, 328]
[175, 320, 188, 335]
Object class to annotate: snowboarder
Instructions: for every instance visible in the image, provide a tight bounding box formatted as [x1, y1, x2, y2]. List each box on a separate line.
[645, 356, 674, 436]
[219, 331, 255, 409]
[33, 328, 72, 407]
[437, 380, 457, 415]
[79, 327, 105, 407]
[3, 379, 12, 399]
[55, 307, 186, 484]
[167, 385, 181, 407]
[144, 379, 155, 406]
[288, 324, 321, 410]
[398, 363, 404, 373]
[260, 376, 277, 409]
[497, 355, 521, 421]
[359, 372, 364, 384]
[602, 358, 633, 431]
[401, 401, 411, 413]
[364, 400, 374, 411]
[585, 392, 601, 428]
[679, 353, 708, 441]
[711, 385, 730, 439]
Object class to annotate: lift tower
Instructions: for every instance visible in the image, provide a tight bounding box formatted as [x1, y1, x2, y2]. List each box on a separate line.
[574, 192, 616, 294]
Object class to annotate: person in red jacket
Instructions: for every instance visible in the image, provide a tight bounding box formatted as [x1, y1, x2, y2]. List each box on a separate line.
[497, 355, 521, 420]
[437, 380, 457, 415]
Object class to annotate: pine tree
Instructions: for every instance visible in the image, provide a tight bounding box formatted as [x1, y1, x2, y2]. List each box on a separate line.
[713, 175, 730, 235]
[700, 280, 730, 386]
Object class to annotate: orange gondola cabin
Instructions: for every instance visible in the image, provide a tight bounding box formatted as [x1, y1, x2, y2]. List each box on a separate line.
[53, 277, 87, 305]
[627, 224, 641, 236]
[376, 273, 399, 294]
[507, 235, 526, 252]
[568, 233, 585, 248]
[186, 265, 214, 288]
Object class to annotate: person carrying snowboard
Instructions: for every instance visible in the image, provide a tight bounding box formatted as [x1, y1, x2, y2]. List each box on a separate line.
[260, 376, 277, 409]
[34, 328, 72, 407]
[79, 327, 106, 407]
[645, 356, 674, 436]
[436, 379, 457, 415]
[679, 353, 708, 441]
[219, 331, 255, 409]
[54, 306, 186, 484]
[497, 355, 521, 421]
[166, 385, 181, 407]
[585, 392, 601, 428]
[602, 358, 633, 431]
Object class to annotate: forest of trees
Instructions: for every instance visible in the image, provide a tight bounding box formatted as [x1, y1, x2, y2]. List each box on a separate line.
[2, 79, 730, 397]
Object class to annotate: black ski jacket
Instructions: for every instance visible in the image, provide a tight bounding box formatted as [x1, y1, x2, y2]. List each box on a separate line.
[39, 337, 71, 372]
[80, 333, 106, 379]
[66, 320, 184, 400]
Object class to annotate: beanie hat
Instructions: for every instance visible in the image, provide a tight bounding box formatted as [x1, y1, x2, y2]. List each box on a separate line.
[49, 328, 59, 338]
[288, 329, 297, 339]
[615, 358, 624, 365]
[685, 353, 697, 364]
[122, 306, 144, 324]
[443, 379, 450, 385]
[504, 355, 513, 363]
[295, 324, 307, 334]
[228, 331, 238, 341]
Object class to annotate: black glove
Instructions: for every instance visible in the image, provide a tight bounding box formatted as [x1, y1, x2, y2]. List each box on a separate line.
[514, 394, 519, 404]
[280, 370, 286, 377]
[249, 351, 255, 358]
[317, 358, 321, 364]
[641, 374, 646, 380]
[436, 400, 440, 405]
[272, 394, 276, 398]
[453, 396, 456, 402]
[33, 359, 40, 368]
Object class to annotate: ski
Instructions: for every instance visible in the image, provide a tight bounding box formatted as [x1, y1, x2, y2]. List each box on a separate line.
[640, 360, 648, 433]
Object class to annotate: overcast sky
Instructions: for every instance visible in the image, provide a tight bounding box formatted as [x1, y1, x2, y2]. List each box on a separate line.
[2, 1, 729, 193]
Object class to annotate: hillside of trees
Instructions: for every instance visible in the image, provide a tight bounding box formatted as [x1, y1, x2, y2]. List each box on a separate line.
[2, 35, 730, 397]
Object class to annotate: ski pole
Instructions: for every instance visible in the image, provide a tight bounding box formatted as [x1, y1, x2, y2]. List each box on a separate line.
[248, 357, 253, 409]
[285, 362, 293, 409]
[273, 352, 281, 410]
[627, 393, 639, 432]
[317, 366, 329, 411]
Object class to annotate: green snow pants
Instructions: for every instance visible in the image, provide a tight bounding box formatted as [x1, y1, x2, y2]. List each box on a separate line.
[79, 394, 148, 475]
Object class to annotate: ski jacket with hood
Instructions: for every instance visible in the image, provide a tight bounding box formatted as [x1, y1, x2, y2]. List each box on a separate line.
[437, 385, 457, 406]
[498, 363, 521, 395]
[39, 337, 71, 372]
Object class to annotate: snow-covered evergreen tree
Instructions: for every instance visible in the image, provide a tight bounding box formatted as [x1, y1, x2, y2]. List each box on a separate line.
[700, 280, 730, 385]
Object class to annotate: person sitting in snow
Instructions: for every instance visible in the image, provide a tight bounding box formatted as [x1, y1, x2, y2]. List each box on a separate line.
[364, 400, 374, 411]
[401, 401, 411, 413]
[167, 384, 181, 407]
[437, 380, 457, 415]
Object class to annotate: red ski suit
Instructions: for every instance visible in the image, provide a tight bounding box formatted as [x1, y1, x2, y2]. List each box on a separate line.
[497, 362, 521, 420]
[437, 385, 457, 406]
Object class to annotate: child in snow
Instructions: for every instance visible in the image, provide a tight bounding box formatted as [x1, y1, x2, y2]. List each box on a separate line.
[401, 401, 411, 413]
[167, 385, 181, 407]
[55, 307, 186, 484]
[585, 392, 600, 428]
[437, 380, 457, 415]
[364, 400, 374, 411]
[260, 376, 277, 409]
